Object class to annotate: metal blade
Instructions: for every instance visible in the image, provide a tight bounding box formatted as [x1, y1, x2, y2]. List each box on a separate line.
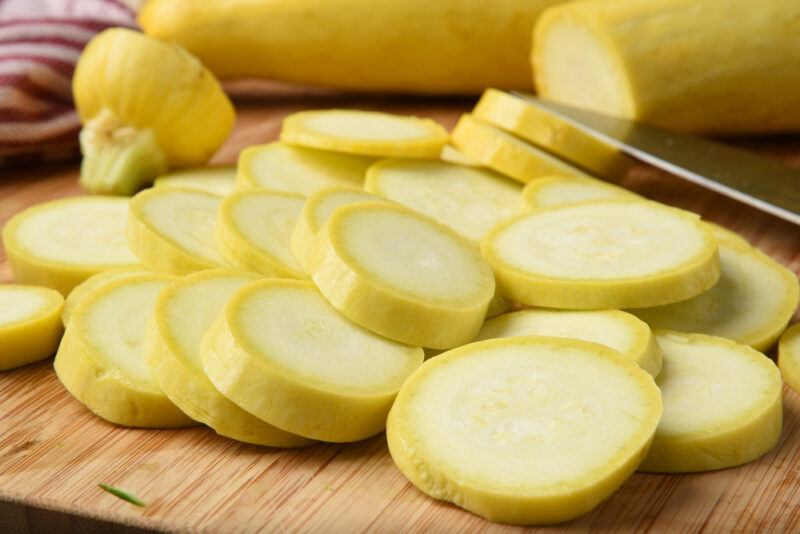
[511, 92, 800, 226]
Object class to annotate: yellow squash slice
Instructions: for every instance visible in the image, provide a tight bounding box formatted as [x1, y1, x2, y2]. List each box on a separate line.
[128, 186, 228, 275]
[201, 279, 424, 442]
[215, 189, 306, 278]
[154, 165, 236, 196]
[387, 336, 661, 525]
[0, 285, 64, 371]
[54, 274, 193, 428]
[439, 144, 483, 167]
[62, 267, 150, 326]
[473, 89, 633, 177]
[521, 175, 638, 211]
[280, 110, 448, 159]
[236, 142, 372, 196]
[779, 323, 800, 394]
[705, 222, 750, 248]
[634, 240, 799, 351]
[475, 309, 661, 376]
[2, 197, 138, 295]
[146, 270, 312, 447]
[640, 331, 782, 473]
[365, 159, 522, 242]
[450, 114, 594, 184]
[483, 200, 720, 309]
[291, 187, 378, 272]
[308, 202, 495, 349]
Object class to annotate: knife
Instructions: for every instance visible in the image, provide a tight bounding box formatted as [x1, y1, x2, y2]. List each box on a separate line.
[510, 92, 800, 226]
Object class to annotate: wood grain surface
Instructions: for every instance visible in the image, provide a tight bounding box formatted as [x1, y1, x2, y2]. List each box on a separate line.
[2, 85, 800, 533]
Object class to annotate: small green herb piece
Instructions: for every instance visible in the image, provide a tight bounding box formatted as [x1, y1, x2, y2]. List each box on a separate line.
[98, 483, 146, 507]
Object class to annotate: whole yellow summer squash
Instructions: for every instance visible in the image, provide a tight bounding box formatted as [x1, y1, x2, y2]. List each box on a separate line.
[534, 0, 800, 135]
[138, 0, 567, 94]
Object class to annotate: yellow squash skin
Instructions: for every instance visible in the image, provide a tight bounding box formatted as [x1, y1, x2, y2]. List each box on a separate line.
[139, 0, 567, 94]
[0, 286, 64, 371]
[73, 28, 234, 194]
[534, 0, 800, 135]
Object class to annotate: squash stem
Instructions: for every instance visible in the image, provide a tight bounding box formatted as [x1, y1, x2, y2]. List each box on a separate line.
[79, 109, 168, 196]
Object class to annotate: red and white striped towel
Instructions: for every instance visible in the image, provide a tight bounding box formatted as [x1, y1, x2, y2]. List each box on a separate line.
[0, 0, 137, 166]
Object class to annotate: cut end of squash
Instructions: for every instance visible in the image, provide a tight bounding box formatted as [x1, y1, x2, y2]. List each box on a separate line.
[0, 284, 64, 371]
[533, 7, 634, 118]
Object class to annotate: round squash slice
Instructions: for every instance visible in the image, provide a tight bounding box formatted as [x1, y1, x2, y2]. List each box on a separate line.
[308, 201, 495, 349]
[62, 267, 150, 326]
[201, 279, 424, 442]
[521, 175, 637, 212]
[778, 323, 800, 395]
[387, 336, 662, 525]
[365, 159, 522, 242]
[483, 200, 720, 309]
[215, 189, 306, 278]
[153, 165, 236, 196]
[281, 109, 448, 159]
[128, 186, 228, 275]
[2, 197, 138, 295]
[450, 114, 594, 184]
[633, 239, 799, 351]
[640, 331, 782, 473]
[0, 285, 64, 371]
[236, 142, 373, 196]
[146, 270, 312, 447]
[54, 274, 193, 428]
[291, 187, 378, 272]
[475, 309, 661, 377]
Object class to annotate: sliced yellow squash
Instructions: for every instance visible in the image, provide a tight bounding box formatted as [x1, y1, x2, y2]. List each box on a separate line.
[705, 222, 750, 248]
[201, 279, 424, 442]
[236, 141, 372, 195]
[473, 89, 633, 177]
[387, 336, 661, 525]
[0, 285, 64, 371]
[634, 240, 799, 351]
[779, 323, 800, 394]
[153, 165, 236, 196]
[215, 189, 305, 278]
[521, 175, 638, 211]
[450, 114, 594, 184]
[439, 144, 483, 167]
[291, 187, 378, 272]
[640, 331, 782, 473]
[146, 270, 312, 447]
[62, 267, 150, 326]
[2, 197, 138, 295]
[365, 159, 522, 242]
[483, 200, 720, 309]
[128, 186, 228, 275]
[281, 109, 448, 159]
[475, 309, 661, 376]
[308, 202, 495, 348]
[54, 274, 193, 428]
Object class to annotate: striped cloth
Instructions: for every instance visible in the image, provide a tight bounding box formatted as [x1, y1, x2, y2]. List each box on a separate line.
[0, 0, 137, 166]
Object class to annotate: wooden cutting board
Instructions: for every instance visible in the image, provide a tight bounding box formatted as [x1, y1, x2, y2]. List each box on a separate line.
[2, 86, 800, 533]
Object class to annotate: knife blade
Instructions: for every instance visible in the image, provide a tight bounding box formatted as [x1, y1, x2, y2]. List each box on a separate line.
[510, 92, 800, 226]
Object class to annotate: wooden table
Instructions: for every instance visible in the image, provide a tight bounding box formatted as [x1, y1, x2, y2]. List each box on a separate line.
[2, 86, 800, 533]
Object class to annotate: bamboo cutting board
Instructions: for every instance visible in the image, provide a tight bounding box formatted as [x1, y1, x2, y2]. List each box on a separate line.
[2, 86, 800, 533]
